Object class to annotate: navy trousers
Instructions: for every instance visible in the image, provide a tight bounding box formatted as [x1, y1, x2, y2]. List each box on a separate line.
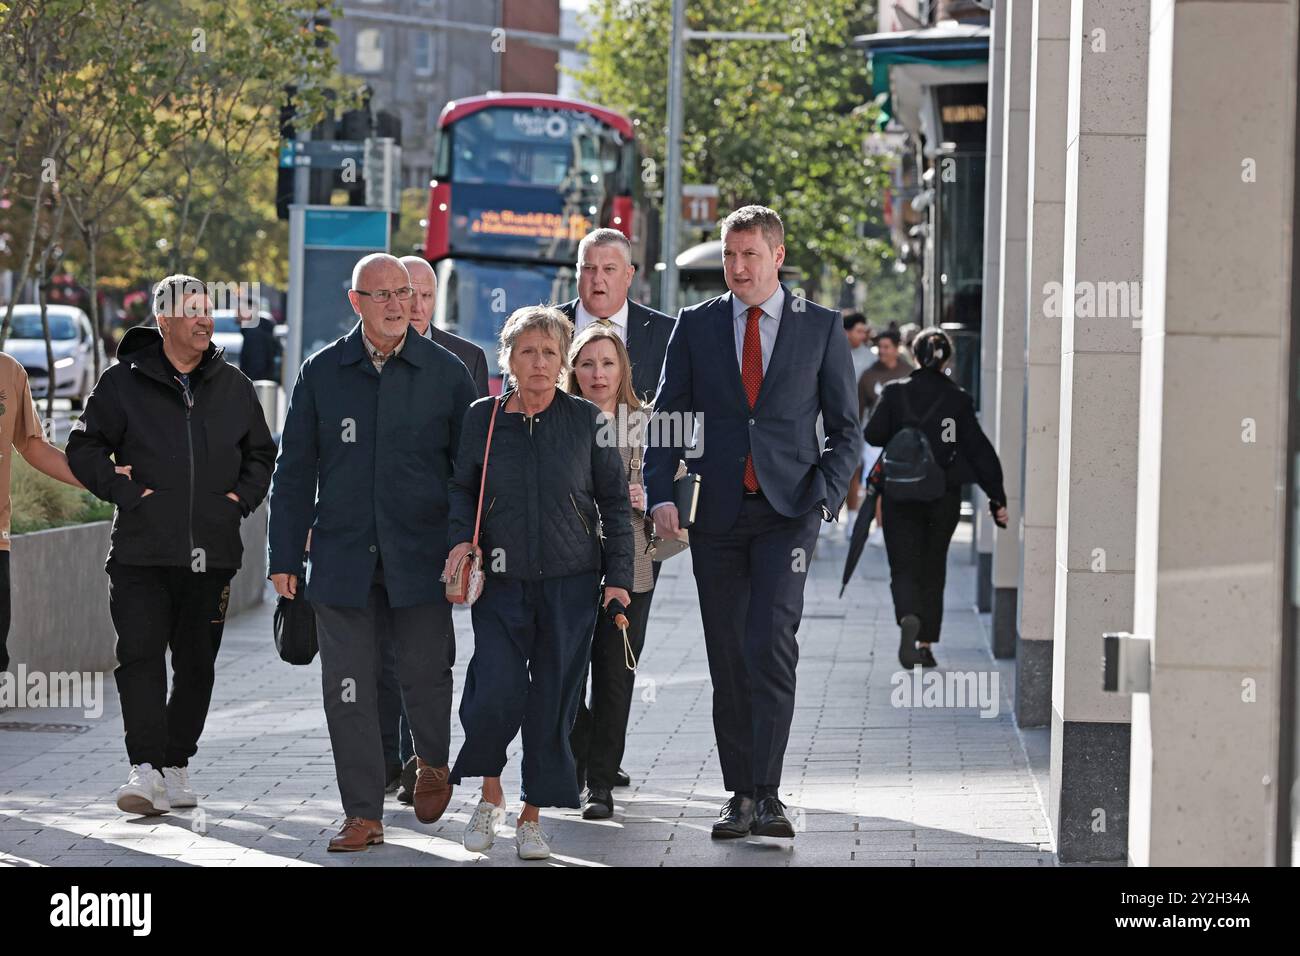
[450, 571, 600, 808]
[689, 495, 821, 792]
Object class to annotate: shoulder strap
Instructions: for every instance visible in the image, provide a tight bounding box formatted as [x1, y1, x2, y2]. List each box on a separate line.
[470, 398, 501, 550]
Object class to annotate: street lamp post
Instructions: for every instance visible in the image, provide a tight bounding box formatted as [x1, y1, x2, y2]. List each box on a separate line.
[658, 3, 790, 316]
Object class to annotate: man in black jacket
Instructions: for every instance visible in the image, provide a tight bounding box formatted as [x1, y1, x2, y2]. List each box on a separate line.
[557, 228, 674, 405]
[68, 274, 276, 817]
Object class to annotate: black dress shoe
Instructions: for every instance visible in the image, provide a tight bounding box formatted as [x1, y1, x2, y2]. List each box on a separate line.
[582, 785, 614, 820]
[384, 761, 404, 794]
[710, 794, 755, 839]
[919, 645, 938, 668]
[750, 795, 795, 843]
[396, 756, 417, 805]
[898, 614, 924, 668]
[614, 768, 631, 788]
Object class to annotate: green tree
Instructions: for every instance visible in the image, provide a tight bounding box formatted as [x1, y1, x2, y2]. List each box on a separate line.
[0, 0, 348, 369]
[571, 0, 892, 291]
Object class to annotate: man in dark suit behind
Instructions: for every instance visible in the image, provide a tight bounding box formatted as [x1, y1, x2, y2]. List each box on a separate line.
[400, 255, 490, 399]
[644, 206, 862, 845]
[556, 228, 674, 405]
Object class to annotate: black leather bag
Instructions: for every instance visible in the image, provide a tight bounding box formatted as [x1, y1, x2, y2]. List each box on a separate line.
[273, 561, 317, 665]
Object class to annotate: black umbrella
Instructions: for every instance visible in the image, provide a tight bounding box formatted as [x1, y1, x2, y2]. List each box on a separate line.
[840, 455, 885, 598]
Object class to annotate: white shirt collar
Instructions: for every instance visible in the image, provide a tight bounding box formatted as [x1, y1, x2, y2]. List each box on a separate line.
[731, 285, 785, 321]
[576, 297, 630, 338]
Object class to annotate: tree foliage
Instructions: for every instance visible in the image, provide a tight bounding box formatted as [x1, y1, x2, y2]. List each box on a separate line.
[571, 0, 893, 286]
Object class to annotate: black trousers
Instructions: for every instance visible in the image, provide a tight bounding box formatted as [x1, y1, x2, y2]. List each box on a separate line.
[0, 550, 10, 672]
[570, 584, 655, 789]
[689, 495, 821, 792]
[107, 561, 235, 768]
[881, 487, 963, 644]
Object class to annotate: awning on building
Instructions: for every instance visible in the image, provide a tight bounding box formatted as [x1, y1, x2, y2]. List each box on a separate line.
[854, 21, 990, 147]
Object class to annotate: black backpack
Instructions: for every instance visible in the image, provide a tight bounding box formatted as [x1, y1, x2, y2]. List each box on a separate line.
[880, 386, 950, 503]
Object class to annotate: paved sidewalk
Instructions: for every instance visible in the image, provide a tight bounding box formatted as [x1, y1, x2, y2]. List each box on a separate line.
[0, 518, 1053, 867]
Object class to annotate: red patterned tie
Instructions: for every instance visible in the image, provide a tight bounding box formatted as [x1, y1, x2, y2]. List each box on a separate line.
[741, 305, 764, 492]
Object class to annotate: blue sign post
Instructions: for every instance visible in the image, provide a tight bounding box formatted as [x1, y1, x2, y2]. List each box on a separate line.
[283, 205, 391, 396]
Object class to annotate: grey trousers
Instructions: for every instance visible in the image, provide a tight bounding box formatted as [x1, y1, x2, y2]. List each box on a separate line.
[312, 571, 455, 820]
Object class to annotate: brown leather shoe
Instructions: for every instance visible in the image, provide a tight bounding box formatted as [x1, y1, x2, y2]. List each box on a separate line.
[327, 816, 383, 852]
[413, 759, 453, 824]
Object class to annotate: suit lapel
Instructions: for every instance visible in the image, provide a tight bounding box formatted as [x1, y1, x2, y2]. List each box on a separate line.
[754, 284, 796, 410]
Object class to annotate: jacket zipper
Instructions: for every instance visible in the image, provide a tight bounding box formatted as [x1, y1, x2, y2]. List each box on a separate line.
[570, 492, 590, 535]
[176, 375, 196, 560]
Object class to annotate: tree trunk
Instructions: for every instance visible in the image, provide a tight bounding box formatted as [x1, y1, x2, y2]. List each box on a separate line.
[83, 223, 103, 382]
[0, 175, 48, 347]
[37, 196, 67, 423]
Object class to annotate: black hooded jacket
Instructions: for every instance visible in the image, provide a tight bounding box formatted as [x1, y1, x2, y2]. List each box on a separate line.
[67, 326, 277, 570]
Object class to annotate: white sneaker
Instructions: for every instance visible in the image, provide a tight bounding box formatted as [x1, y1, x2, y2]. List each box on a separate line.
[515, 819, 551, 860]
[463, 799, 506, 853]
[162, 766, 197, 808]
[115, 763, 170, 816]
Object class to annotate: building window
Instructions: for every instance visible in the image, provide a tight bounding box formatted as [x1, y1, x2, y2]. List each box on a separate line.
[413, 32, 433, 76]
[355, 28, 384, 73]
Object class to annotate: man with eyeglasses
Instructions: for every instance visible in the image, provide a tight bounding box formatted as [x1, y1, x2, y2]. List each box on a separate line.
[267, 253, 477, 851]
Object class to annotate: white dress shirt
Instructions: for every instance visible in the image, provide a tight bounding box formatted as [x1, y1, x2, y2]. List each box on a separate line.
[731, 285, 784, 374]
[575, 298, 630, 343]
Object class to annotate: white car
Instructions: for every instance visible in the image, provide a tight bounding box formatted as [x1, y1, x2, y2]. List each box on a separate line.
[210, 311, 246, 367]
[2, 304, 107, 410]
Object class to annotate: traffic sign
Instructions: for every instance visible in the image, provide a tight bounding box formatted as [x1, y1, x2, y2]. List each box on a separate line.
[278, 140, 368, 169]
[682, 184, 719, 226]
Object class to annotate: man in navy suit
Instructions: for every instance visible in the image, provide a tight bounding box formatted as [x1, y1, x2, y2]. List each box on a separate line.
[557, 228, 675, 405]
[644, 205, 862, 844]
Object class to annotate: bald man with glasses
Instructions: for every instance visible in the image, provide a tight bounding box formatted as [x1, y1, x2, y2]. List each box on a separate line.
[268, 253, 478, 851]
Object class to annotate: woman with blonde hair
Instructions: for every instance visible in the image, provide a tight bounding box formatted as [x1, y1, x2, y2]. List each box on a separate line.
[445, 306, 633, 860]
[564, 324, 662, 819]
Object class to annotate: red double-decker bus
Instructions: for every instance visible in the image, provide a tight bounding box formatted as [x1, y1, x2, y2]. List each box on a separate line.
[424, 93, 657, 389]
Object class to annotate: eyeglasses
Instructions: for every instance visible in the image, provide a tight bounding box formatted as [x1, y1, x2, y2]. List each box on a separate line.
[354, 286, 414, 303]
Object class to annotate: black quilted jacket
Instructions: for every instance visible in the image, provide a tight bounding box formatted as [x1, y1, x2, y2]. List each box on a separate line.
[447, 387, 634, 591]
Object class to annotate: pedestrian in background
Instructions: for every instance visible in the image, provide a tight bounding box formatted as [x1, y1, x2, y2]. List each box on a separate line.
[558, 228, 675, 407]
[842, 311, 873, 526]
[864, 327, 1007, 669]
[268, 253, 476, 852]
[444, 305, 633, 861]
[69, 274, 276, 816]
[564, 324, 656, 821]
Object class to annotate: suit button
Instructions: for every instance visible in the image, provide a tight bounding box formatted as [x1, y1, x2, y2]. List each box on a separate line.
[748, 418, 755, 426]
[369, 545, 377, 553]
[738, 456, 745, 463]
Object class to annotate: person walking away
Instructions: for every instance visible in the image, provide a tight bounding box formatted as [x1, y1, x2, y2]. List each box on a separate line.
[863, 327, 1007, 669]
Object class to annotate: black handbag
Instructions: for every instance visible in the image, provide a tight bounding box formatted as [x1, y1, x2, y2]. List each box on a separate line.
[273, 560, 317, 665]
